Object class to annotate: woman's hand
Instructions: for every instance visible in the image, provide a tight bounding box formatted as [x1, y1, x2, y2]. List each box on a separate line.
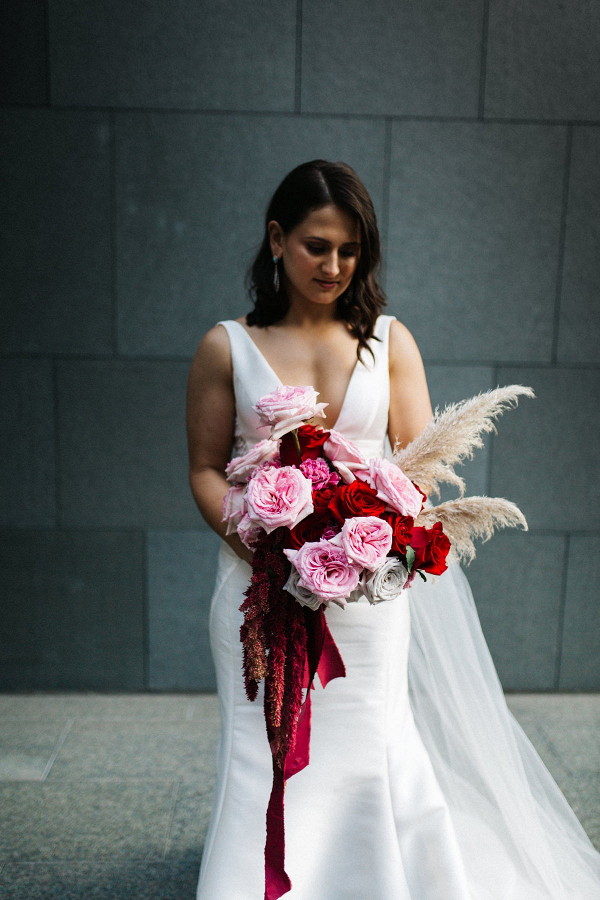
[387, 319, 433, 452]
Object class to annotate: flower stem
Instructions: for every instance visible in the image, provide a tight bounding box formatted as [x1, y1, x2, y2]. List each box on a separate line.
[293, 429, 302, 464]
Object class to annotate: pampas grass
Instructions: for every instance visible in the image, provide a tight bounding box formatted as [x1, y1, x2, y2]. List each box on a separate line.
[416, 497, 528, 564]
[393, 384, 534, 562]
[394, 385, 534, 499]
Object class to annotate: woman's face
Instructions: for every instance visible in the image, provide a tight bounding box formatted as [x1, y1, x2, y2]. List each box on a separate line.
[269, 204, 362, 309]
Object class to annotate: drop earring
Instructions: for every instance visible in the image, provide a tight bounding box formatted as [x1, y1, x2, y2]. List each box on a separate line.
[272, 255, 280, 293]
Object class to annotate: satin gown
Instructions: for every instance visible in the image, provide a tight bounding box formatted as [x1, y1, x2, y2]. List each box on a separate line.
[196, 316, 600, 900]
[197, 315, 471, 900]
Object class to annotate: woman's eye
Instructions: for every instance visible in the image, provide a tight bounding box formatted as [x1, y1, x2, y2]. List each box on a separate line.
[339, 249, 356, 258]
[307, 244, 326, 254]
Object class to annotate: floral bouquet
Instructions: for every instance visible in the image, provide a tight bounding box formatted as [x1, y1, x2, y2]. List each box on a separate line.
[222, 383, 533, 900]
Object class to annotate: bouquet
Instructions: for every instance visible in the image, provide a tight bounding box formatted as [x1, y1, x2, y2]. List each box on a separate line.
[222, 383, 533, 900]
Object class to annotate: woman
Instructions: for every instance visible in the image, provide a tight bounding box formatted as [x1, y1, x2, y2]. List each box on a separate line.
[187, 160, 600, 899]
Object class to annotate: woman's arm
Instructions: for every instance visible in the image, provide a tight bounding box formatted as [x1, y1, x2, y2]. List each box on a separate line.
[186, 324, 253, 563]
[387, 318, 434, 451]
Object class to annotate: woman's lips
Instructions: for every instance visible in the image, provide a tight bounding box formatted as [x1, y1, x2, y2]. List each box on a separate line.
[315, 279, 339, 290]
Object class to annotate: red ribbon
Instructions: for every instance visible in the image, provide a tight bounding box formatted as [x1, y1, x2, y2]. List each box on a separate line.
[264, 607, 346, 900]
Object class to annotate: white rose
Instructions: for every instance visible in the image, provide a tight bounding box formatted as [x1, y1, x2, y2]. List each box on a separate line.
[283, 567, 323, 611]
[361, 557, 408, 605]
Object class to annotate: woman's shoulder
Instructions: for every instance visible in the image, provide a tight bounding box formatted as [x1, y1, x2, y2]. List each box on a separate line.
[188, 320, 234, 381]
[386, 317, 425, 372]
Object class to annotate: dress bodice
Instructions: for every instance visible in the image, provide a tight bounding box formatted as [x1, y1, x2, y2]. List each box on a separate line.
[217, 315, 395, 461]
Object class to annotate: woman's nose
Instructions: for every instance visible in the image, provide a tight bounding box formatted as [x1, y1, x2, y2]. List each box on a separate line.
[321, 252, 340, 277]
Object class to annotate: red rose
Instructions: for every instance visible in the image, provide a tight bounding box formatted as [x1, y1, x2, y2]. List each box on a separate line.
[410, 522, 451, 575]
[328, 480, 386, 523]
[382, 511, 414, 553]
[312, 485, 340, 511]
[285, 504, 333, 550]
[279, 424, 330, 466]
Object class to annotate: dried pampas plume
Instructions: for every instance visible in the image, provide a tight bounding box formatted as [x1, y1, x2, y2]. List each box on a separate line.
[394, 385, 535, 499]
[416, 497, 528, 565]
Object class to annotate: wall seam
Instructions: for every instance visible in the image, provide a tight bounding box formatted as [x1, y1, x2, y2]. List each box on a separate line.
[110, 110, 118, 356]
[550, 125, 573, 364]
[477, 0, 491, 119]
[51, 359, 61, 529]
[381, 118, 393, 290]
[142, 529, 150, 689]
[44, 0, 51, 106]
[294, 0, 303, 114]
[554, 533, 570, 690]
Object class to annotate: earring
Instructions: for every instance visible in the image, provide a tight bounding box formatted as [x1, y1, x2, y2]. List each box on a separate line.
[272, 255, 280, 293]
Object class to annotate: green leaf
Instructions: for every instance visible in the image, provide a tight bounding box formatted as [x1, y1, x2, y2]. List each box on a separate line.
[417, 569, 427, 582]
[405, 545, 415, 573]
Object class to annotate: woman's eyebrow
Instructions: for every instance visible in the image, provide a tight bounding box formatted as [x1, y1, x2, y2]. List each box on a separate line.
[304, 236, 361, 246]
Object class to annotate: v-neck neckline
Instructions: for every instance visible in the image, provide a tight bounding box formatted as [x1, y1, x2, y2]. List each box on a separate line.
[232, 321, 365, 432]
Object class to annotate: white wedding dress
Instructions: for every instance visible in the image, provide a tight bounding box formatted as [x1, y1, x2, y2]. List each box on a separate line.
[196, 316, 600, 900]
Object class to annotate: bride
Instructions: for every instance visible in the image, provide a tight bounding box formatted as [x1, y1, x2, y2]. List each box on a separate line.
[186, 160, 600, 899]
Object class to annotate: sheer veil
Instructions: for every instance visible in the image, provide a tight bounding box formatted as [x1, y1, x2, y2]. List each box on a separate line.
[407, 562, 600, 899]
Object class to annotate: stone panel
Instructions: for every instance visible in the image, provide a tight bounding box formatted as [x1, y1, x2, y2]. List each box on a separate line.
[387, 122, 565, 363]
[50, 0, 296, 110]
[0, 530, 144, 690]
[559, 536, 600, 690]
[57, 360, 199, 527]
[425, 365, 495, 499]
[486, 0, 600, 120]
[0, 0, 47, 104]
[301, 0, 483, 116]
[115, 113, 385, 356]
[0, 360, 55, 528]
[0, 110, 112, 355]
[466, 534, 565, 690]
[491, 368, 600, 530]
[147, 530, 221, 690]
[558, 128, 600, 363]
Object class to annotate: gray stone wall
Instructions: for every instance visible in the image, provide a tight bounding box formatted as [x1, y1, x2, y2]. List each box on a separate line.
[1, 0, 599, 691]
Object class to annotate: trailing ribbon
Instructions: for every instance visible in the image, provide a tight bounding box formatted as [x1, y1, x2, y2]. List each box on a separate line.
[239, 529, 346, 900]
[264, 607, 346, 900]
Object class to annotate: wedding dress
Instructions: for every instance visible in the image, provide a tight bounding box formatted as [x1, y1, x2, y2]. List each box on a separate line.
[196, 315, 600, 900]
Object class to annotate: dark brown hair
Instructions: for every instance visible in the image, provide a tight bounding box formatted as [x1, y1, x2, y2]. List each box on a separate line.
[246, 160, 386, 359]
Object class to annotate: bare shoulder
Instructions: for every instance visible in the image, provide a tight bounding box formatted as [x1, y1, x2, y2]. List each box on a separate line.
[388, 318, 425, 373]
[188, 325, 233, 391]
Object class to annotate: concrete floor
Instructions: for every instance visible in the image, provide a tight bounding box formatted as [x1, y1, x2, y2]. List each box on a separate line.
[0, 692, 598, 899]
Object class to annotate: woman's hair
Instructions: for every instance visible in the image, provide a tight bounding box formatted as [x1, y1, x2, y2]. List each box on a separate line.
[246, 159, 386, 358]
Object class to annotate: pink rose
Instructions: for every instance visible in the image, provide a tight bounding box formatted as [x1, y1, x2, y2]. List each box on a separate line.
[340, 516, 393, 571]
[284, 540, 361, 601]
[323, 430, 366, 483]
[253, 385, 328, 440]
[355, 458, 423, 517]
[237, 514, 263, 549]
[246, 465, 313, 533]
[225, 439, 279, 483]
[221, 483, 247, 536]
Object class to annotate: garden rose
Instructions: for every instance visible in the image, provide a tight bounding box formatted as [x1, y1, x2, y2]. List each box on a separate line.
[323, 430, 366, 483]
[246, 465, 313, 533]
[282, 567, 323, 611]
[361, 557, 409, 604]
[221, 483, 246, 535]
[340, 516, 393, 571]
[225, 439, 279, 483]
[328, 480, 385, 523]
[284, 540, 361, 601]
[355, 458, 423, 517]
[237, 514, 263, 549]
[411, 522, 451, 575]
[253, 385, 327, 440]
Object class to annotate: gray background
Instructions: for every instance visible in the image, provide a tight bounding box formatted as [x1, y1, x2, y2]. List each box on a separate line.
[1, 0, 599, 692]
